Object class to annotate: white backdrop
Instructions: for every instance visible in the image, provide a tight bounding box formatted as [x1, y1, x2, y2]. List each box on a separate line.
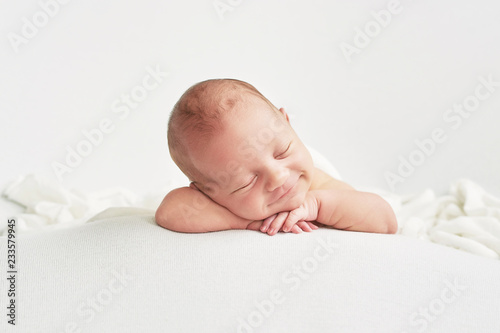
[1, 0, 500, 199]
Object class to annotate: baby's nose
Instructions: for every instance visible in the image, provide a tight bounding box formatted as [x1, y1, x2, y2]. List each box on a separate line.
[266, 167, 288, 192]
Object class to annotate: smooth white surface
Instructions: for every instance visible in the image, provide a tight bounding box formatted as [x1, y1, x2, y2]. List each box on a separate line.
[1, 214, 499, 332]
[1, 0, 500, 198]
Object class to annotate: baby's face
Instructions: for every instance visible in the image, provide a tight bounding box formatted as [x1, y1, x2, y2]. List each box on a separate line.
[190, 98, 315, 221]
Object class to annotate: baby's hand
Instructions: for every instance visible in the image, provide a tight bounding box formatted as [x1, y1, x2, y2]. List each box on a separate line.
[247, 217, 318, 236]
[267, 192, 320, 235]
[248, 192, 320, 236]
[259, 213, 319, 236]
[281, 192, 320, 233]
[246, 216, 318, 235]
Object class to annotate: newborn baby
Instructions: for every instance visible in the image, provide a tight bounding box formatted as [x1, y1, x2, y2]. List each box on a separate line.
[155, 79, 397, 235]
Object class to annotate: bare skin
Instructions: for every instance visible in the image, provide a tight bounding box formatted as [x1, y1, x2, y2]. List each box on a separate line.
[156, 96, 398, 235]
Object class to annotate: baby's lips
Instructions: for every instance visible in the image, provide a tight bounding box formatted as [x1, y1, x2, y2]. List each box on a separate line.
[271, 176, 299, 204]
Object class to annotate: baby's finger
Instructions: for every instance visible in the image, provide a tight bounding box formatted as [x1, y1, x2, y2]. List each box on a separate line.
[267, 212, 288, 236]
[291, 225, 303, 234]
[296, 221, 313, 232]
[307, 222, 319, 230]
[246, 220, 263, 231]
[282, 208, 304, 232]
[260, 214, 277, 232]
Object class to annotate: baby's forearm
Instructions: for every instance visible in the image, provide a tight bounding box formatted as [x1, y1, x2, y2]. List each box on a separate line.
[155, 187, 252, 233]
[314, 189, 397, 234]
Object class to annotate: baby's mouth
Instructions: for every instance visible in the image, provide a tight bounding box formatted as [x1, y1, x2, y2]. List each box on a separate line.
[278, 182, 295, 201]
[268, 175, 300, 206]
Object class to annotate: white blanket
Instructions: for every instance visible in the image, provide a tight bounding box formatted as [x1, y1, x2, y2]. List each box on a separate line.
[0, 174, 166, 234]
[2, 174, 500, 259]
[376, 179, 500, 259]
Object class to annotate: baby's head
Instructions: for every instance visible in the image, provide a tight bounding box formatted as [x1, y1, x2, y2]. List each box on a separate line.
[167, 79, 315, 220]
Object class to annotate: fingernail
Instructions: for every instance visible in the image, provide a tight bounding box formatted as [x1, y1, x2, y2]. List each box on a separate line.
[261, 226, 267, 232]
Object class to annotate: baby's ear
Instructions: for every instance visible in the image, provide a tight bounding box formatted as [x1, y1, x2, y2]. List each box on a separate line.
[278, 107, 290, 123]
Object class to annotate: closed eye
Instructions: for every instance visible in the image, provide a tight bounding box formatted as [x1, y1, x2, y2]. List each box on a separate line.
[276, 142, 292, 159]
[232, 176, 257, 194]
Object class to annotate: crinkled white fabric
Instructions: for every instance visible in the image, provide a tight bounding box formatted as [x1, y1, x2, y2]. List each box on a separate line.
[368, 179, 500, 260]
[0, 174, 172, 235]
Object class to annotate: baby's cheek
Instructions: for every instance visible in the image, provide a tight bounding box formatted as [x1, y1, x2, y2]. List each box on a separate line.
[242, 195, 268, 220]
[223, 195, 258, 220]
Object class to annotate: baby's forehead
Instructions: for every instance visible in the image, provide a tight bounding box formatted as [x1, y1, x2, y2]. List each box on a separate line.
[191, 119, 289, 178]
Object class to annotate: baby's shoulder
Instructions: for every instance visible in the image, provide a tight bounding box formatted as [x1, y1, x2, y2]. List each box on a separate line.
[310, 167, 354, 191]
[310, 167, 333, 190]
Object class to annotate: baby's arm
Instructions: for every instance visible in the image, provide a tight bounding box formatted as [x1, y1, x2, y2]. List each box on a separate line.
[156, 185, 317, 234]
[267, 169, 397, 234]
[301, 189, 397, 233]
[155, 186, 253, 233]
